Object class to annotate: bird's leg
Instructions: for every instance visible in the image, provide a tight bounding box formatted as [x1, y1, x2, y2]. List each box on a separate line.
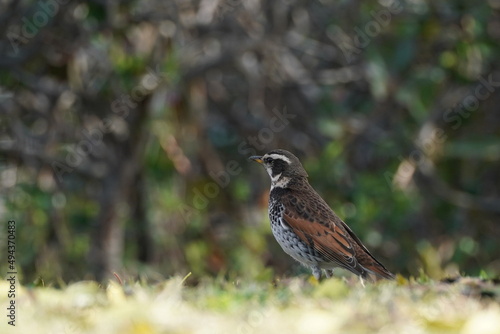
[359, 275, 366, 288]
[324, 269, 334, 278]
[311, 266, 322, 281]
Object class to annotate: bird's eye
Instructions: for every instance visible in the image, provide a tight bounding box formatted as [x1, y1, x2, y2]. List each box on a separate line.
[264, 157, 272, 163]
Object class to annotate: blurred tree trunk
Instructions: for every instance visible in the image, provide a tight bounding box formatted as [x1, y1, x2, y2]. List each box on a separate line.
[89, 175, 122, 281]
[88, 100, 151, 281]
[131, 168, 151, 263]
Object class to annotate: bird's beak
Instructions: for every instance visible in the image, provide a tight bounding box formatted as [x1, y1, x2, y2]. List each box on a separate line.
[249, 155, 263, 164]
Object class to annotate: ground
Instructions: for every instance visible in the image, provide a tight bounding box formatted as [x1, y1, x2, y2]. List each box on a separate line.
[1, 274, 500, 334]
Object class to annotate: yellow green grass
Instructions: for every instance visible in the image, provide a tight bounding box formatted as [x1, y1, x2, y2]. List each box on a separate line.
[1, 275, 500, 334]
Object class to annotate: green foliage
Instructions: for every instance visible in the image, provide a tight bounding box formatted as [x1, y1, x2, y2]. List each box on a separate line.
[2, 0, 500, 283]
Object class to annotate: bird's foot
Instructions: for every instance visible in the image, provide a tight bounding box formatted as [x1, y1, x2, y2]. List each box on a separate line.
[359, 275, 366, 288]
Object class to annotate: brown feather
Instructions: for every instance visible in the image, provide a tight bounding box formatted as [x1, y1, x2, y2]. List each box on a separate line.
[282, 213, 366, 276]
[282, 181, 394, 280]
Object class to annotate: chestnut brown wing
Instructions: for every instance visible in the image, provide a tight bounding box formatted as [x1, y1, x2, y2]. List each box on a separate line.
[281, 189, 395, 279]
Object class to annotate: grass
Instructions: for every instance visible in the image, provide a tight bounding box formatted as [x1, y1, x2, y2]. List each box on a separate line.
[1, 274, 500, 334]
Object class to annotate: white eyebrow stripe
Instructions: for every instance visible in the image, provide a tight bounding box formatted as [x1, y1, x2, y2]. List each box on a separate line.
[266, 154, 291, 164]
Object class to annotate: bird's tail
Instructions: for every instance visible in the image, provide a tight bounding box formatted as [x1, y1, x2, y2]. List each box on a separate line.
[363, 262, 395, 280]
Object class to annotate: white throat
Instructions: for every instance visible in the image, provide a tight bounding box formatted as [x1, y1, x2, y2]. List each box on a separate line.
[270, 172, 281, 182]
[269, 172, 291, 189]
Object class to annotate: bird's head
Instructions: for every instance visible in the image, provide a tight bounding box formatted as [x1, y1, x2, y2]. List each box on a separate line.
[249, 149, 308, 188]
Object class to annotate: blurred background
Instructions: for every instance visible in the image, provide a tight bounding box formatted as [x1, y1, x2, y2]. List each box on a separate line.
[1, 0, 499, 283]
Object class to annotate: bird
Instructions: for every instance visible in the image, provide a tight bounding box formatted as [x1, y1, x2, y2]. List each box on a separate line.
[249, 149, 395, 281]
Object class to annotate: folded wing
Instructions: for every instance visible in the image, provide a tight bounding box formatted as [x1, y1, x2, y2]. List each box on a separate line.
[282, 190, 395, 279]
